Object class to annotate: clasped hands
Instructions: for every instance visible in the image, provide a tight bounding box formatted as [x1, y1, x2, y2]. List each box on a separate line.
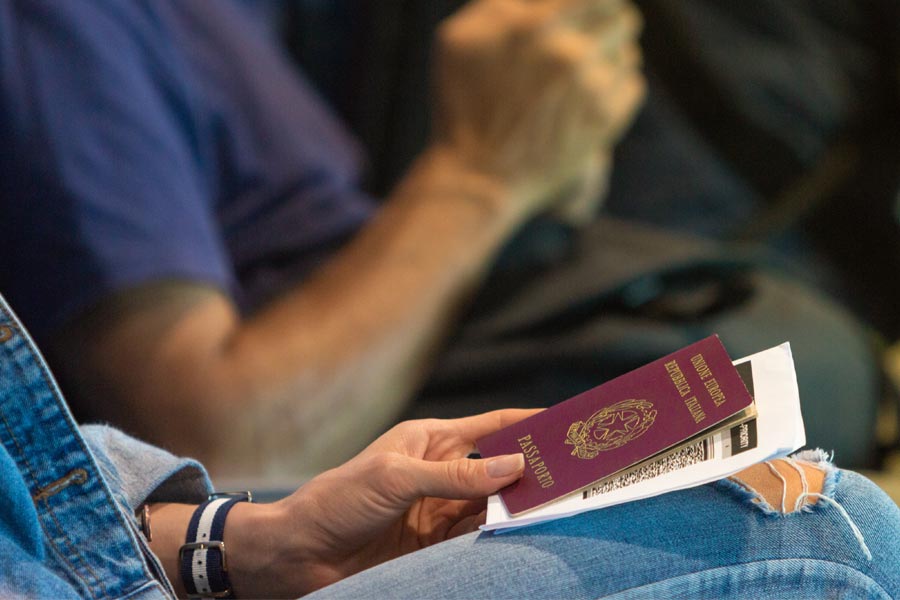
[434, 0, 645, 225]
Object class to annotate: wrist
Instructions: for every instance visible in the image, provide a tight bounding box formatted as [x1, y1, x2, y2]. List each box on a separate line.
[224, 500, 321, 599]
[412, 143, 531, 234]
[148, 500, 307, 599]
[221, 501, 284, 598]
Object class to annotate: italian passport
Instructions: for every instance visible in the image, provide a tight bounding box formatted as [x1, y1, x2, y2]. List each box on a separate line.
[477, 335, 754, 515]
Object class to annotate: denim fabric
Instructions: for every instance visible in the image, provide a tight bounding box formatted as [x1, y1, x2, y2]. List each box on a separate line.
[311, 469, 900, 599]
[0, 295, 210, 599]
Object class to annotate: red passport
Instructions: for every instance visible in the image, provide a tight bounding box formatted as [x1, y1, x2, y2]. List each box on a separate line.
[476, 335, 753, 515]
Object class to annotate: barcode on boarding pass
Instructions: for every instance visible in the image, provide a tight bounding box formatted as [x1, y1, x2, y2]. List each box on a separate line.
[581, 419, 759, 500]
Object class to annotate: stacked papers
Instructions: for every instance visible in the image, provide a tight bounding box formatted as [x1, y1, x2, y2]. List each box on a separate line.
[483, 342, 804, 531]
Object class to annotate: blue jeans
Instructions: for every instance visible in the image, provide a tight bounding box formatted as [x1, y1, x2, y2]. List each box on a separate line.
[0, 291, 898, 599]
[311, 469, 900, 599]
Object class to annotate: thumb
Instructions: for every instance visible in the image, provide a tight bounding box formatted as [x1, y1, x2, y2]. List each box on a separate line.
[407, 453, 526, 500]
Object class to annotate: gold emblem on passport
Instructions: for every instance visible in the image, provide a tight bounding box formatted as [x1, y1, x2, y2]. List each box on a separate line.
[565, 399, 658, 459]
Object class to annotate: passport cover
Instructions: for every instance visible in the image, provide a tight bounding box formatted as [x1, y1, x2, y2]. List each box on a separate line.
[476, 335, 754, 515]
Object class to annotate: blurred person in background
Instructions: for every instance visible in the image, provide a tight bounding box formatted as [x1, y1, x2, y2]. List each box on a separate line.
[0, 0, 889, 482]
[0, 0, 644, 476]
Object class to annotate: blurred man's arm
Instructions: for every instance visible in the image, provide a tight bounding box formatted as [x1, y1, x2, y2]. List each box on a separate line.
[52, 148, 535, 476]
[50, 0, 644, 477]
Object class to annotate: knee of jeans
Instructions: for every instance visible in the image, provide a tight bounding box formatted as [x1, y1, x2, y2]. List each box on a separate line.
[726, 449, 835, 516]
[721, 449, 874, 561]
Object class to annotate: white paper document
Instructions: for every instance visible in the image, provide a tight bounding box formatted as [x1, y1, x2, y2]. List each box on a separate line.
[483, 342, 805, 531]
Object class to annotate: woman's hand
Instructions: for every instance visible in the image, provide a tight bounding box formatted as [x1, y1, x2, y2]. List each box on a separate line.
[224, 409, 538, 598]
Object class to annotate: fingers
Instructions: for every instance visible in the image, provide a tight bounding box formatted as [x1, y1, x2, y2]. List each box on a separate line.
[400, 453, 525, 501]
[598, 69, 646, 142]
[538, 3, 644, 140]
[538, 0, 641, 51]
[454, 0, 639, 54]
[531, 0, 626, 25]
[367, 409, 542, 462]
[590, 2, 643, 49]
[434, 0, 645, 213]
[446, 508, 488, 538]
[617, 41, 643, 73]
[566, 2, 642, 61]
[541, 6, 641, 67]
[449, 408, 544, 443]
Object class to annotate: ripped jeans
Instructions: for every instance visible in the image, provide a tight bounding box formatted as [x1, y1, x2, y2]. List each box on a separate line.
[312, 453, 900, 599]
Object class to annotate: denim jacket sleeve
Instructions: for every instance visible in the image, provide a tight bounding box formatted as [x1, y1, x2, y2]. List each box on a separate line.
[81, 424, 213, 512]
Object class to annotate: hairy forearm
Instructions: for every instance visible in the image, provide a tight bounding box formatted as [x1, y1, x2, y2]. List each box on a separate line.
[223, 147, 525, 462]
[53, 146, 526, 476]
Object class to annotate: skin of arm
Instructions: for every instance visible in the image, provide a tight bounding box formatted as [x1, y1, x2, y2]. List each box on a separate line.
[49, 0, 645, 476]
[147, 410, 537, 598]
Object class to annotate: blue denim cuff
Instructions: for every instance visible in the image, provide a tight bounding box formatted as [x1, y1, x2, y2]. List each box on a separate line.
[82, 425, 213, 511]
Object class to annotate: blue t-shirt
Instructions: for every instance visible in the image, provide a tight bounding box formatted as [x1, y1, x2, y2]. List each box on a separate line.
[0, 0, 374, 341]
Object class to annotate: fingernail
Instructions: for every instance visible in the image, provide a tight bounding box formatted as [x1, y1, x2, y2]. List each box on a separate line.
[486, 454, 524, 478]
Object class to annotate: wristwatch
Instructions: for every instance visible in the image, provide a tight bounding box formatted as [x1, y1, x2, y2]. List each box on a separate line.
[179, 491, 252, 599]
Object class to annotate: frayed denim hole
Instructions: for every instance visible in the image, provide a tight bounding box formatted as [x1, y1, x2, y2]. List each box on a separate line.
[714, 454, 835, 518]
[715, 476, 781, 517]
[714, 455, 871, 560]
[791, 448, 839, 501]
